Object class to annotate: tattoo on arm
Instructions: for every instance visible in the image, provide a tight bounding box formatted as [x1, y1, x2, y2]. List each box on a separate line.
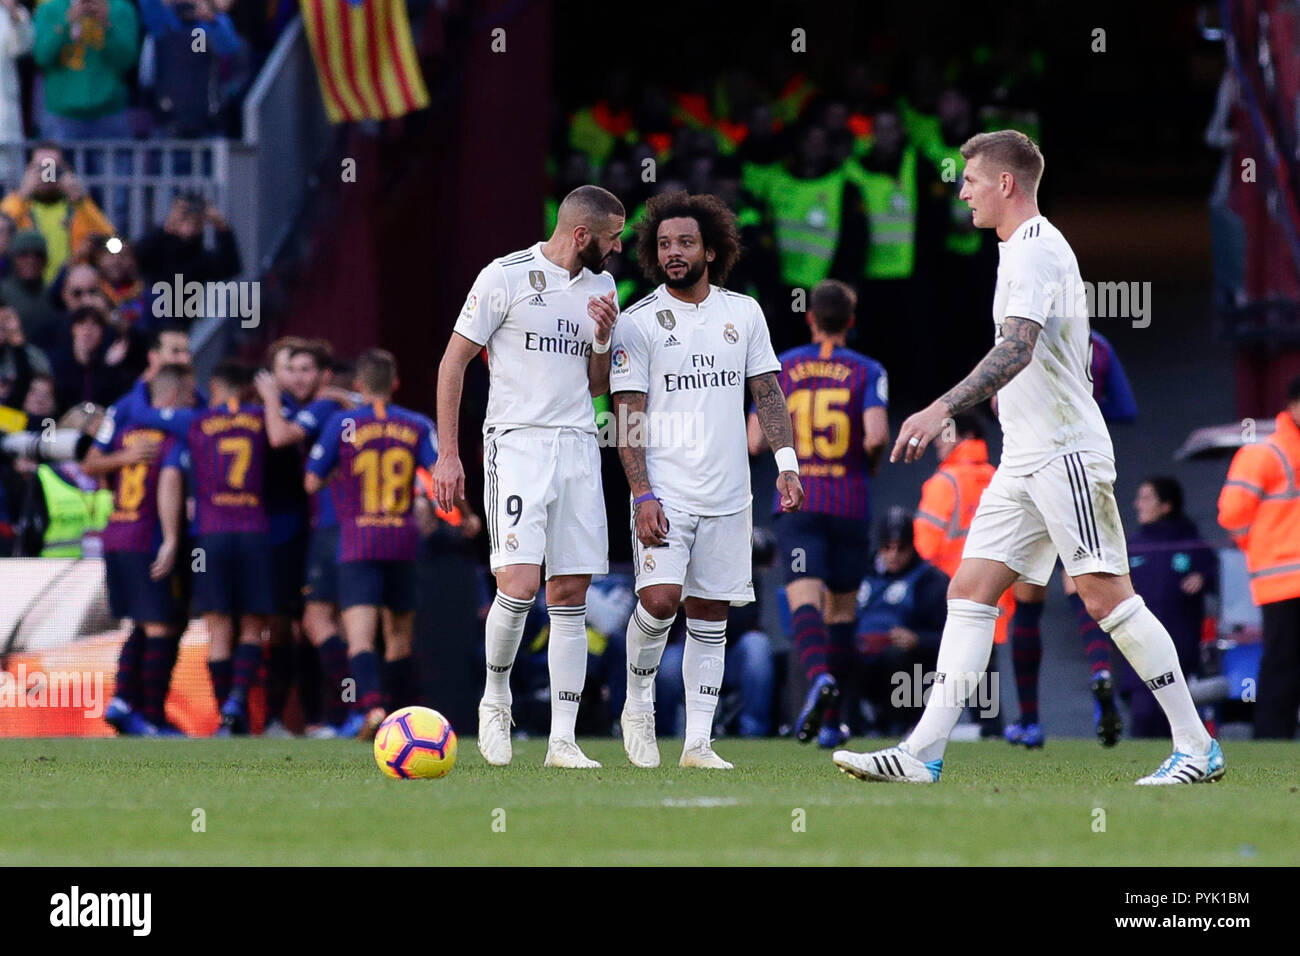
[939, 316, 1040, 415]
[612, 391, 651, 496]
[748, 372, 795, 456]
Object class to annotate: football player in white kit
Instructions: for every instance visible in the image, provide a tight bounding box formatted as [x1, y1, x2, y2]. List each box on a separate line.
[610, 191, 804, 770]
[433, 185, 623, 769]
[834, 131, 1225, 786]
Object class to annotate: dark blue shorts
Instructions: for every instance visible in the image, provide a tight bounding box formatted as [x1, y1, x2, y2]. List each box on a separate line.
[105, 551, 180, 624]
[193, 532, 275, 616]
[271, 529, 309, 615]
[773, 510, 872, 593]
[302, 525, 341, 606]
[338, 559, 415, 613]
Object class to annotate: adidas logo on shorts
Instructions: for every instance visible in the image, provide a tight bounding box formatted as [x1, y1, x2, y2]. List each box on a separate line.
[1073, 546, 1090, 561]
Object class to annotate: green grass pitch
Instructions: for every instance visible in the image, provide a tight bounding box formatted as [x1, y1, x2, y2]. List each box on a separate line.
[2, 738, 1297, 866]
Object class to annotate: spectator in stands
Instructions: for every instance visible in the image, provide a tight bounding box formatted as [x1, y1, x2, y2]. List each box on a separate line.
[32, 0, 139, 140]
[48, 304, 129, 411]
[0, 0, 33, 151]
[1120, 476, 1217, 738]
[1, 145, 115, 285]
[0, 230, 61, 349]
[1218, 376, 1300, 739]
[20, 372, 57, 424]
[853, 507, 950, 736]
[140, 0, 247, 138]
[134, 192, 241, 307]
[0, 304, 52, 409]
[90, 235, 145, 329]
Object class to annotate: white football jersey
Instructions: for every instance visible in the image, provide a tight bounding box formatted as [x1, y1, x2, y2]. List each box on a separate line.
[455, 243, 616, 434]
[610, 284, 781, 516]
[993, 215, 1114, 476]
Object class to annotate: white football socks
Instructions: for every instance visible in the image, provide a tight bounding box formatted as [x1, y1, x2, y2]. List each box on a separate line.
[683, 618, 727, 744]
[1098, 595, 1212, 754]
[905, 599, 1000, 764]
[547, 604, 589, 742]
[624, 603, 674, 715]
[483, 591, 532, 706]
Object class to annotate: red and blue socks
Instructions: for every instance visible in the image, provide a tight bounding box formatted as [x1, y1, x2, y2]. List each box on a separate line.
[1068, 592, 1112, 677]
[1010, 599, 1044, 725]
[792, 604, 831, 683]
[230, 642, 262, 705]
[207, 658, 233, 708]
[350, 650, 381, 713]
[318, 635, 350, 725]
[140, 633, 179, 727]
[114, 625, 146, 709]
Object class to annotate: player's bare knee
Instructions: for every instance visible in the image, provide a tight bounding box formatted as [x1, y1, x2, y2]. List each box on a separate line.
[1073, 574, 1134, 624]
[496, 565, 540, 603]
[638, 587, 680, 621]
[544, 574, 591, 607]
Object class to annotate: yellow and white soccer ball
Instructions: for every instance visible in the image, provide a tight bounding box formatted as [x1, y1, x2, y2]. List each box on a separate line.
[373, 706, 457, 779]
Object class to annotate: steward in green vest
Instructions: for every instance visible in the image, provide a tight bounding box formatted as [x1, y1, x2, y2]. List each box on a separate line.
[916, 89, 983, 257]
[849, 110, 920, 281]
[34, 462, 112, 556]
[765, 125, 866, 290]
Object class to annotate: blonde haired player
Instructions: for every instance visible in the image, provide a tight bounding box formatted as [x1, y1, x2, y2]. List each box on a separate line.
[433, 185, 623, 769]
[833, 131, 1224, 786]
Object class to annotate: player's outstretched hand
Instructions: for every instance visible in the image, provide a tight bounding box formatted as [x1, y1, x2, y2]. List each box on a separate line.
[253, 369, 279, 405]
[777, 471, 804, 512]
[588, 291, 618, 345]
[634, 498, 669, 548]
[432, 455, 465, 512]
[891, 401, 949, 464]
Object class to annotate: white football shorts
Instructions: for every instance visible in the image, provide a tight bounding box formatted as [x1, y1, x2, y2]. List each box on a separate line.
[631, 502, 755, 605]
[962, 451, 1130, 585]
[483, 426, 608, 578]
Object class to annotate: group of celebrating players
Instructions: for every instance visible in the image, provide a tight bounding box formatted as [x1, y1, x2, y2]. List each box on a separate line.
[95, 332, 448, 741]
[97, 125, 1226, 785]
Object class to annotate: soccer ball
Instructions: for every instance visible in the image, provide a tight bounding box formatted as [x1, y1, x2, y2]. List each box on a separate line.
[373, 706, 457, 779]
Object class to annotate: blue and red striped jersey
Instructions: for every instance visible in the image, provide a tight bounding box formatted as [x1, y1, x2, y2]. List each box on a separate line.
[137, 401, 270, 535]
[306, 401, 437, 562]
[101, 425, 181, 554]
[294, 398, 343, 530]
[772, 343, 887, 521]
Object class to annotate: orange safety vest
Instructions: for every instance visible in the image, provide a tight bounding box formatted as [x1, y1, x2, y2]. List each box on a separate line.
[914, 438, 1014, 642]
[1218, 410, 1300, 605]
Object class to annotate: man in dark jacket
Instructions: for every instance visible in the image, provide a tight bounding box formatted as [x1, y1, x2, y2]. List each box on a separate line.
[133, 192, 241, 329]
[854, 507, 952, 736]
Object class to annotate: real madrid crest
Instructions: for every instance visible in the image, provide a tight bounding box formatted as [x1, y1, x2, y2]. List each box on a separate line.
[529, 270, 547, 293]
[643, 553, 656, 573]
[656, 309, 676, 331]
[723, 322, 739, 344]
[505, 533, 519, 552]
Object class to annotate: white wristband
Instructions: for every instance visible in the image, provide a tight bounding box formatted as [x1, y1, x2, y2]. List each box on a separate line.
[591, 337, 611, 354]
[774, 446, 799, 475]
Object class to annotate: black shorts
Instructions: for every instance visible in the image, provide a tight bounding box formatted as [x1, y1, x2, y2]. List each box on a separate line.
[105, 551, 180, 625]
[338, 559, 416, 613]
[270, 530, 309, 615]
[302, 525, 341, 606]
[192, 532, 275, 616]
[773, 510, 872, 593]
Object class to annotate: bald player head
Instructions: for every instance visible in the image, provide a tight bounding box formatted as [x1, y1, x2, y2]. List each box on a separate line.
[550, 184, 626, 273]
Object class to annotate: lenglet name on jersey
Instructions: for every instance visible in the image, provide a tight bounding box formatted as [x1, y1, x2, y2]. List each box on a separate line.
[664, 368, 741, 391]
[524, 330, 592, 357]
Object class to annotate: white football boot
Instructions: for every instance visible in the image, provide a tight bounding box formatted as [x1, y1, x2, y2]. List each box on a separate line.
[832, 742, 942, 783]
[621, 707, 660, 768]
[679, 738, 733, 769]
[544, 737, 601, 769]
[1135, 740, 1225, 786]
[477, 700, 514, 767]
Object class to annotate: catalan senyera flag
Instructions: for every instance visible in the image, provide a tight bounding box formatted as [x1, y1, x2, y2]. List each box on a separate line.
[299, 0, 430, 123]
